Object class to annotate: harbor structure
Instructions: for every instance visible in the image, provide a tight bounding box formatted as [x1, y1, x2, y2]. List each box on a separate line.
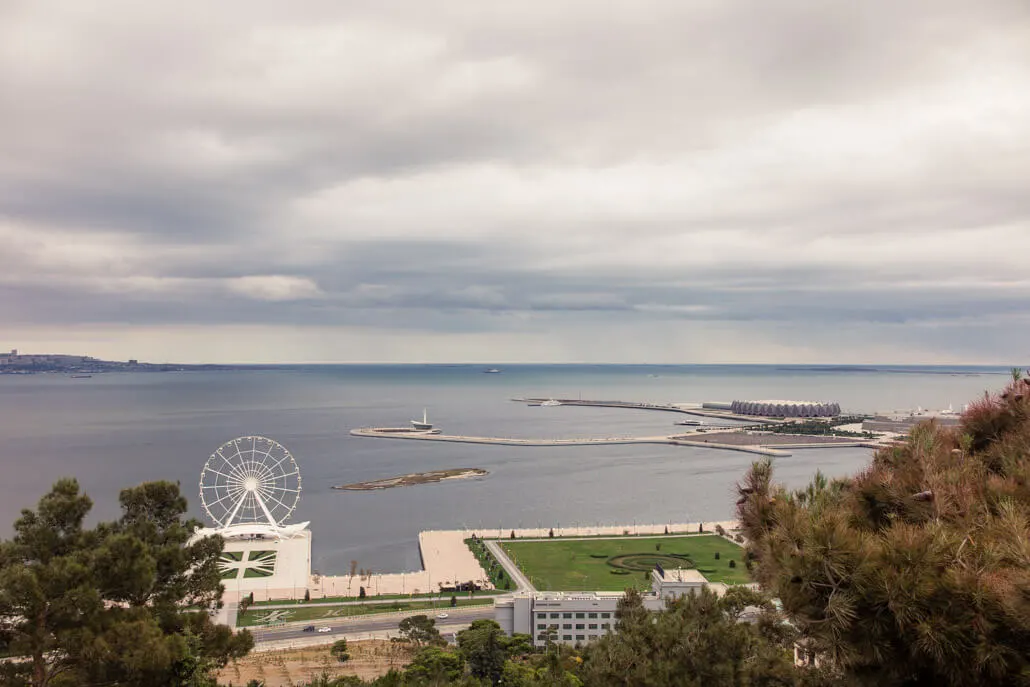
[727, 400, 841, 417]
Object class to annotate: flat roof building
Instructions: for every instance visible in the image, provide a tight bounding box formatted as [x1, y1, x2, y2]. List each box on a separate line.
[496, 568, 712, 647]
[731, 400, 841, 418]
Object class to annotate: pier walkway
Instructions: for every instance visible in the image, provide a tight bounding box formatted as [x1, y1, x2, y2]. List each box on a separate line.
[514, 398, 778, 423]
[350, 427, 790, 456]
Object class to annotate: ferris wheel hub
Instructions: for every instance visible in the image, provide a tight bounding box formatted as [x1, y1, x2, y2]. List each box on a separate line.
[244, 477, 258, 491]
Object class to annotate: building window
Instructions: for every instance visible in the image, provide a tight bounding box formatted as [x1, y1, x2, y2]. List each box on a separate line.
[537, 633, 547, 641]
[563, 635, 572, 641]
[588, 612, 597, 618]
[576, 634, 585, 640]
[563, 624, 572, 629]
[575, 612, 585, 618]
[601, 623, 610, 630]
[576, 624, 585, 629]
[563, 613, 572, 618]
[537, 624, 546, 630]
[550, 613, 559, 619]
[537, 613, 546, 619]
[601, 613, 611, 618]
[588, 624, 597, 629]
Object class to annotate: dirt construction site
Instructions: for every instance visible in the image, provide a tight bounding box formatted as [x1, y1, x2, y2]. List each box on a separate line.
[217, 640, 416, 686]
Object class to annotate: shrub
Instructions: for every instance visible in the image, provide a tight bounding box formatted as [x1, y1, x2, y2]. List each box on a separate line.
[728, 559, 736, 569]
[714, 552, 720, 560]
[548, 528, 554, 538]
[655, 543, 661, 551]
[715, 524, 726, 536]
[450, 595, 457, 607]
[359, 586, 366, 598]
[510, 530, 516, 539]
[734, 534, 744, 543]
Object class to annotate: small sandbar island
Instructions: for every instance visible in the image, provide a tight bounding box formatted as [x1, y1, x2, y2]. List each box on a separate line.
[332, 468, 488, 491]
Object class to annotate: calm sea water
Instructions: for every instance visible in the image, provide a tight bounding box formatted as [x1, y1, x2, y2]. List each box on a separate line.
[0, 364, 1010, 574]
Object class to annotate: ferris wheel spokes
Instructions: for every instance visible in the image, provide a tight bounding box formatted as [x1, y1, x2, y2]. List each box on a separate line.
[199, 436, 302, 532]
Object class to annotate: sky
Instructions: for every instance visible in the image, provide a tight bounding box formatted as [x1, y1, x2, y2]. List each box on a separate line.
[1, 1, 1029, 364]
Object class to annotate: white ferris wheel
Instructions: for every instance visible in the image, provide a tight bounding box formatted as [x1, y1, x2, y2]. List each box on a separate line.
[199, 436, 302, 533]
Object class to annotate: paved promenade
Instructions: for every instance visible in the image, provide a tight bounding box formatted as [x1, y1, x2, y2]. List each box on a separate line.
[351, 428, 788, 456]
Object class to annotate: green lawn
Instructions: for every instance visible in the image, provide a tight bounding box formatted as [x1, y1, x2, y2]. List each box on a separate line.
[501, 535, 749, 591]
[237, 597, 493, 627]
[249, 589, 503, 607]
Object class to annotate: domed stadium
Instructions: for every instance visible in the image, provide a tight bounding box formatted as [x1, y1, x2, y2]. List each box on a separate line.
[731, 400, 841, 418]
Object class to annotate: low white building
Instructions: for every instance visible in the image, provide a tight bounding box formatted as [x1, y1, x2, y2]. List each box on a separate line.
[214, 526, 313, 602]
[496, 567, 710, 646]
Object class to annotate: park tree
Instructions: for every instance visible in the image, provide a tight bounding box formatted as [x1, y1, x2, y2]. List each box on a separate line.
[457, 619, 508, 684]
[737, 378, 1030, 686]
[331, 639, 351, 663]
[401, 646, 466, 684]
[578, 586, 810, 687]
[0, 479, 252, 687]
[398, 615, 443, 647]
[457, 620, 534, 686]
[0, 478, 102, 687]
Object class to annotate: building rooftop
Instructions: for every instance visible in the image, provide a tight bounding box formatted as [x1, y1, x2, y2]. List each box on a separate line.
[657, 568, 708, 584]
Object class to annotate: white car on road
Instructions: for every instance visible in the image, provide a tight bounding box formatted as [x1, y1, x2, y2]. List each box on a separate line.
[317, 627, 332, 633]
[436, 613, 449, 619]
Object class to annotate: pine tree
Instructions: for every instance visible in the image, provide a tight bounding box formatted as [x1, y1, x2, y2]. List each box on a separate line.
[737, 379, 1030, 686]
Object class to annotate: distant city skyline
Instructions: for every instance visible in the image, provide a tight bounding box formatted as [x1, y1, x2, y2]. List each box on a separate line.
[2, 2, 1028, 364]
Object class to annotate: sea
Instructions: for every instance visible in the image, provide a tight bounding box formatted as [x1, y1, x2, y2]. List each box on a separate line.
[0, 364, 1011, 575]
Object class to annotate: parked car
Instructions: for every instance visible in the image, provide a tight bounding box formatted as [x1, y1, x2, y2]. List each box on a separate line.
[317, 626, 332, 633]
[436, 613, 449, 619]
[302, 625, 315, 632]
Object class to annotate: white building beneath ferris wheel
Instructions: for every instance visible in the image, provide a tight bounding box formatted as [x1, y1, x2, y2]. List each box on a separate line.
[191, 436, 314, 601]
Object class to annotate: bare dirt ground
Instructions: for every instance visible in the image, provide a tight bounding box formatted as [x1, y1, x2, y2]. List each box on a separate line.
[217, 640, 416, 686]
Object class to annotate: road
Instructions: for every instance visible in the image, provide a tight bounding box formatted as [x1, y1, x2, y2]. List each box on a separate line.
[249, 605, 496, 646]
[484, 540, 534, 592]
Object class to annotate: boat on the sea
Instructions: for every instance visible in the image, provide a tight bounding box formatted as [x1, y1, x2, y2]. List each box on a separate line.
[540, 399, 561, 407]
[410, 409, 433, 431]
[483, 368, 501, 374]
[70, 374, 93, 379]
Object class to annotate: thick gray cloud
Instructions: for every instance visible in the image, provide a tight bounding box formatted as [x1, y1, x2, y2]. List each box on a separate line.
[1, 0, 1029, 363]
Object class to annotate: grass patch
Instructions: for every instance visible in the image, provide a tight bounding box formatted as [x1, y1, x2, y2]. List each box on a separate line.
[501, 535, 749, 591]
[237, 597, 494, 627]
[243, 567, 274, 578]
[249, 590, 503, 607]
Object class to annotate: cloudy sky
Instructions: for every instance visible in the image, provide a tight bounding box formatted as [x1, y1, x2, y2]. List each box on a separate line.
[2, 1, 1028, 364]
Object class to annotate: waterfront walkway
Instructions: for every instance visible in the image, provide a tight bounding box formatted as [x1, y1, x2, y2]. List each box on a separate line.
[516, 398, 782, 424]
[350, 427, 791, 456]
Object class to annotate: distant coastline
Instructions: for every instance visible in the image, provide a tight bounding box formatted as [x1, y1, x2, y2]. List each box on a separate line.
[0, 350, 283, 375]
